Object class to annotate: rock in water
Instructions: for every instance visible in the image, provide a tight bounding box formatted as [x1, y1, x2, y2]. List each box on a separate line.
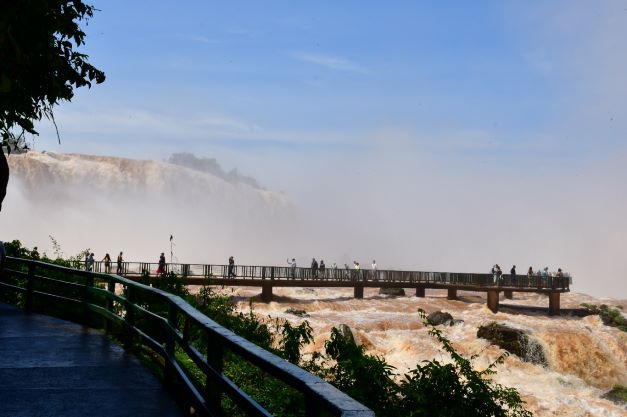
[427, 311, 454, 326]
[379, 287, 406, 296]
[477, 322, 548, 366]
[285, 308, 309, 317]
[337, 323, 356, 345]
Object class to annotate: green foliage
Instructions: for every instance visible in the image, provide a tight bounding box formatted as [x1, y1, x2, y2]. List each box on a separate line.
[602, 384, 627, 405]
[277, 320, 313, 365]
[581, 303, 627, 332]
[1, 0, 105, 146]
[152, 271, 189, 298]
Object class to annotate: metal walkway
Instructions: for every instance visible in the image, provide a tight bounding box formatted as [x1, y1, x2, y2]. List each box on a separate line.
[0, 302, 184, 417]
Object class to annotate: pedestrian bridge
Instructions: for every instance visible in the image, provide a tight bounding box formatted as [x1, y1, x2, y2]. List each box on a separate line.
[0, 257, 374, 417]
[99, 260, 570, 315]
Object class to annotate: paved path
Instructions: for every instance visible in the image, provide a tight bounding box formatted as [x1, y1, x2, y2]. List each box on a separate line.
[0, 303, 184, 417]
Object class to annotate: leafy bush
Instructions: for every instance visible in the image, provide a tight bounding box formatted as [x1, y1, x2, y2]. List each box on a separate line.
[581, 303, 627, 331]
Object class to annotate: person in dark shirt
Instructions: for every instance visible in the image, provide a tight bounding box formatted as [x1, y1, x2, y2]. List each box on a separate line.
[510, 265, 516, 286]
[311, 258, 319, 279]
[228, 256, 236, 278]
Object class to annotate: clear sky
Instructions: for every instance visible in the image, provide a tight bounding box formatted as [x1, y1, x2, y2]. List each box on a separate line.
[33, 1, 626, 165]
[19, 1, 627, 297]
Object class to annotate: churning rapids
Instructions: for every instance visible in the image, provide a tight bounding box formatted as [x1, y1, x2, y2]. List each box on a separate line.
[213, 287, 626, 417]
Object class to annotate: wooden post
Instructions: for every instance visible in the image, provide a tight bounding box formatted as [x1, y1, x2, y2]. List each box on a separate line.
[447, 288, 457, 300]
[206, 333, 224, 416]
[503, 290, 513, 300]
[415, 286, 425, 297]
[487, 290, 499, 313]
[165, 302, 177, 388]
[83, 273, 94, 326]
[104, 280, 115, 334]
[261, 282, 273, 303]
[25, 262, 35, 312]
[354, 285, 364, 299]
[548, 292, 561, 316]
[124, 287, 135, 350]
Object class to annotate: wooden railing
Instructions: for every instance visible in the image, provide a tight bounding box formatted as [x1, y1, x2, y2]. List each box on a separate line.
[0, 257, 374, 417]
[84, 260, 571, 290]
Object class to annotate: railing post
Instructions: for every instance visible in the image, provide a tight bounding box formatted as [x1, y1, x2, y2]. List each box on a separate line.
[165, 301, 177, 387]
[206, 332, 224, 416]
[83, 272, 94, 326]
[25, 262, 35, 312]
[104, 279, 115, 334]
[124, 286, 135, 349]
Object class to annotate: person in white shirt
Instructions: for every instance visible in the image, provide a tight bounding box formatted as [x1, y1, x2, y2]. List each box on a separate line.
[371, 260, 378, 281]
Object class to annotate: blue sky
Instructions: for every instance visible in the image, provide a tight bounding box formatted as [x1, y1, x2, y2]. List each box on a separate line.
[32, 0, 627, 171]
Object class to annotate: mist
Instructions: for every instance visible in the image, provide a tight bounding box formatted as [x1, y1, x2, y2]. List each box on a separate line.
[0, 146, 625, 299]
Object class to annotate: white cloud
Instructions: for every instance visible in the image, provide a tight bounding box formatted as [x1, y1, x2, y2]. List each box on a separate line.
[291, 52, 370, 74]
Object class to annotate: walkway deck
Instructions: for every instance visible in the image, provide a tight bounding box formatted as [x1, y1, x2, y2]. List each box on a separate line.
[0, 302, 183, 417]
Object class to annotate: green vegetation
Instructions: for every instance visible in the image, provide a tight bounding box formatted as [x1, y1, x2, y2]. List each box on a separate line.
[1, 240, 533, 416]
[602, 384, 627, 405]
[581, 303, 627, 332]
[1, 0, 105, 147]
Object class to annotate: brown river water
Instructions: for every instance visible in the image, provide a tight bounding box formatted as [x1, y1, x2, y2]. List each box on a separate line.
[192, 286, 627, 417]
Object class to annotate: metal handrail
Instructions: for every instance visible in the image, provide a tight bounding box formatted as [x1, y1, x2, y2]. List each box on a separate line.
[0, 257, 374, 417]
[82, 260, 571, 290]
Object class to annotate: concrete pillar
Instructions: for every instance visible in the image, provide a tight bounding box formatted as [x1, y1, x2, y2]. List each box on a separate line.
[487, 290, 499, 313]
[354, 286, 364, 299]
[504, 290, 513, 300]
[261, 282, 273, 303]
[548, 292, 561, 316]
[415, 286, 425, 297]
[447, 288, 457, 300]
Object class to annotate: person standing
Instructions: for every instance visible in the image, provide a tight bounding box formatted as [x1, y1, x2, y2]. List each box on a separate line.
[103, 253, 111, 274]
[157, 252, 166, 274]
[495, 264, 502, 286]
[311, 258, 318, 279]
[372, 259, 378, 281]
[510, 265, 516, 286]
[87, 253, 95, 272]
[116, 252, 124, 274]
[287, 258, 297, 279]
[228, 256, 236, 278]
[527, 266, 534, 287]
[319, 260, 326, 279]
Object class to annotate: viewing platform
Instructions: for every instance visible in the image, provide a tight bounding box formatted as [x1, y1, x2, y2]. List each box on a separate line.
[95, 261, 571, 315]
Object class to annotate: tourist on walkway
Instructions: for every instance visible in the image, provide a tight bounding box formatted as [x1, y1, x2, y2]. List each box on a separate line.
[87, 253, 95, 272]
[287, 258, 297, 279]
[372, 259, 378, 281]
[510, 265, 516, 286]
[319, 260, 326, 279]
[311, 258, 318, 279]
[103, 253, 111, 274]
[228, 256, 236, 278]
[116, 252, 124, 274]
[157, 252, 166, 274]
[527, 266, 534, 287]
[495, 264, 502, 286]
[353, 261, 360, 281]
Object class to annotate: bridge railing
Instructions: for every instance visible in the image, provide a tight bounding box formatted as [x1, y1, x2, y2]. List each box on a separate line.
[0, 257, 374, 417]
[80, 260, 570, 290]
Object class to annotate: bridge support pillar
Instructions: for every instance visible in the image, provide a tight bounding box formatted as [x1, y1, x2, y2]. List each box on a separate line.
[447, 288, 457, 300]
[548, 292, 561, 316]
[415, 286, 425, 297]
[261, 283, 273, 303]
[504, 290, 513, 299]
[354, 286, 364, 299]
[487, 290, 499, 313]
